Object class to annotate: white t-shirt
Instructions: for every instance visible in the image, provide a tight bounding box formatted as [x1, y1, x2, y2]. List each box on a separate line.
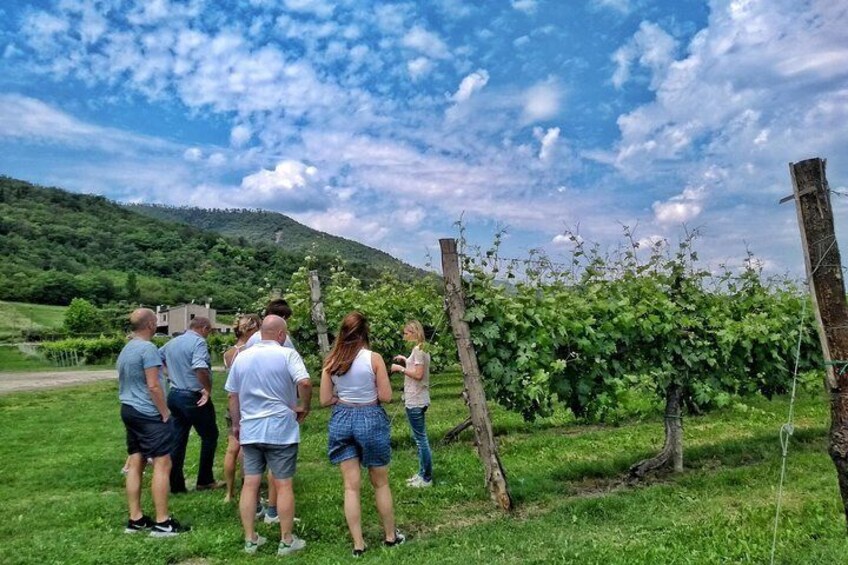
[224, 340, 310, 445]
[403, 345, 431, 408]
[245, 330, 295, 350]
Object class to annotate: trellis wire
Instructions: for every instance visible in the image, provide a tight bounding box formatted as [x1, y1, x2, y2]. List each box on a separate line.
[770, 236, 837, 564]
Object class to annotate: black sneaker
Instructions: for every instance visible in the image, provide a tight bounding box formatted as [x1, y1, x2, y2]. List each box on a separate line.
[352, 546, 367, 558]
[383, 529, 406, 547]
[149, 517, 190, 537]
[124, 515, 154, 534]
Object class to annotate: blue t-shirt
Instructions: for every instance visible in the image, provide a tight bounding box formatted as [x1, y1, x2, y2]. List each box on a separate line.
[159, 330, 211, 391]
[117, 338, 164, 417]
[224, 341, 310, 445]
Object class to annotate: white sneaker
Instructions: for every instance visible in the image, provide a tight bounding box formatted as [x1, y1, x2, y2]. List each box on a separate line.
[278, 535, 306, 556]
[264, 512, 280, 524]
[244, 534, 267, 554]
[407, 475, 432, 488]
[405, 474, 419, 484]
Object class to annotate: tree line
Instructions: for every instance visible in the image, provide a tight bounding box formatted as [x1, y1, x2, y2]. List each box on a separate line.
[0, 177, 419, 311]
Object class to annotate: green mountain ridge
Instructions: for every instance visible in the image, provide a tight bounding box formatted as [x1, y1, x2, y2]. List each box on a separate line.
[125, 203, 414, 273]
[0, 176, 423, 310]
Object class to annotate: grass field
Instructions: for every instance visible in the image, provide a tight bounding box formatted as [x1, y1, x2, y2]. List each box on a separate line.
[0, 300, 66, 342]
[2, 372, 848, 564]
[0, 345, 59, 371]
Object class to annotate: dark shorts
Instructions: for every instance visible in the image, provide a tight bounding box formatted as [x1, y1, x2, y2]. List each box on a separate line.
[328, 404, 391, 468]
[242, 443, 298, 479]
[121, 404, 173, 459]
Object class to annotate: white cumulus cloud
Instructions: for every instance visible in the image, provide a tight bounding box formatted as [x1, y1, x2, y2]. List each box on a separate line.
[402, 25, 451, 59]
[183, 147, 203, 161]
[522, 80, 561, 122]
[652, 186, 705, 225]
[511, 0, 538, 14]
[452, 69, 490, 103]
[407, 57, 433, 80]
[536, 126, 560, 162]
[611, 21, 678, 89]
[238, 160, 326, 210]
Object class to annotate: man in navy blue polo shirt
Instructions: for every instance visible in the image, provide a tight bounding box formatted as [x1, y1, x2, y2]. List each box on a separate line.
[160, 316, 220, 493]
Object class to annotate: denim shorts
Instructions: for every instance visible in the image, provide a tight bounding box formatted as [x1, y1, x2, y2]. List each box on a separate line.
[121, 404, 173, 459]
[328, 404, 391, 468]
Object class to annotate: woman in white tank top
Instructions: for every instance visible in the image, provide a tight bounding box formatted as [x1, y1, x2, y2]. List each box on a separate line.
[222, 314, 260, 503]
[320, 312, 405, 556]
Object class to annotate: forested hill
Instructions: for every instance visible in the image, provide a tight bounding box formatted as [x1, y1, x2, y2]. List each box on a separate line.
[0, 177, 422, 310]
[126, 204, 407, 272]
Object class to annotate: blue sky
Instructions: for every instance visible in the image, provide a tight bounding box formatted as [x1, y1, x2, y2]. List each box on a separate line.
[1, 0, 847, 275]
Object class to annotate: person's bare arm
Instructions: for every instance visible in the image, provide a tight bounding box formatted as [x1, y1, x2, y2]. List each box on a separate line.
[145, 367, 170, 422]
[372, 353, 392, 403]
[295, 379, 313, 422]
[320, 369, 337, 407]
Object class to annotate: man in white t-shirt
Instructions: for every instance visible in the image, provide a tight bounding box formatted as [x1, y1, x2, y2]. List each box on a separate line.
[225, 315, 312, 556]
[242, 298, 296, 525]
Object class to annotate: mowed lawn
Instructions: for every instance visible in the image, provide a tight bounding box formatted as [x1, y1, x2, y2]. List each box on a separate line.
[2, 372, 848, 564]
[0, 300, 66, 339]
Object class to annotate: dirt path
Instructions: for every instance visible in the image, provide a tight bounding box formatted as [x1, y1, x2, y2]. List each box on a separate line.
[0, 369, 116, 394]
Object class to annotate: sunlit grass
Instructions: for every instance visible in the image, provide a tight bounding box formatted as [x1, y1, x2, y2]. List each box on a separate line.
[1, 372, 846, 564]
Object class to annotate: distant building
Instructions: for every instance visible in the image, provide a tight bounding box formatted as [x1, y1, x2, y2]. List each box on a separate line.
[155, 303, 231, 336]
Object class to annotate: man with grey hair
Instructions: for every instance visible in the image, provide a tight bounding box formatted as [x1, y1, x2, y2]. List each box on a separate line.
[159, 316, 220, 493]
[118, 308, 188, 536]
[226, 315, 312, 555]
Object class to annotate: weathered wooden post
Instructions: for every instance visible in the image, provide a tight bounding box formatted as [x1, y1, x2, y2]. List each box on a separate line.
[787, 157, 848, 531]
[308, 270, 330, 357]
[440, 238, 513, 511]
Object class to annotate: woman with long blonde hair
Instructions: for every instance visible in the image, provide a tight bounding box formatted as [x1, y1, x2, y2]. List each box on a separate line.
[390, 320, 432, 487]
[320, 312, 405, 557]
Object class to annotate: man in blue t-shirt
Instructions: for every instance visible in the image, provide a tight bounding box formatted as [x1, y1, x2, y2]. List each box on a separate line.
[117, 308, 188, 537]
[159, 316, 219, 493]
[225, 315, 312, 556]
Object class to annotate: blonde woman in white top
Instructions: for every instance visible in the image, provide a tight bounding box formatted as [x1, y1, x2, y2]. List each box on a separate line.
[390, 320, 432, 487]
[320, 311, 405, 557]
[222, 314, 261, 503]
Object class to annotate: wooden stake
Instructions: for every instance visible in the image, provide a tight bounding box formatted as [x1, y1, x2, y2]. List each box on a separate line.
[789, 157, 848, 532]
[439, 238, 513, 511]
[308, 270, 330, 357]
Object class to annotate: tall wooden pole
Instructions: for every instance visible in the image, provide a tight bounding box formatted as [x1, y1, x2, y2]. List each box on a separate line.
[789, 157, 848, 531]
[440, 238, 513, 511]
[308, 270, 330, 357]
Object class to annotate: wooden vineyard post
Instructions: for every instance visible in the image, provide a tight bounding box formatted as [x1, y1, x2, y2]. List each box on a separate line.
[788, 157, 848, 532]
[439, 238, 513, 511]
[308, 270, 330, 357]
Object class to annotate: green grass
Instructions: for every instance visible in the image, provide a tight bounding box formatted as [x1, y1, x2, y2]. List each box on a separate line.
[0, 344, 109, 373]
[0, 300, 66, 341]
[1, 373, 847, 564]
[0, 345, 58, 371]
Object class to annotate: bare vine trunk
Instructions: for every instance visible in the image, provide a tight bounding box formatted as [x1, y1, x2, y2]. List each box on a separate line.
[629, 384, 683, 479]
[442, 417, 473, 444]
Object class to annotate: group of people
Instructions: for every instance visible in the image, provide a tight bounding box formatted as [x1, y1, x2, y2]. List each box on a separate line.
[116, 299, 433, 557]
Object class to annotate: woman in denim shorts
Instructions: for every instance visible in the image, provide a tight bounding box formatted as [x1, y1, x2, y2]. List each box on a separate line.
[320, 312, 405, 557]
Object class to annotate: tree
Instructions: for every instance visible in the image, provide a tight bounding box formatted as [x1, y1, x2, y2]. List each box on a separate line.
[64, 298, 102, 336]
[126, 272, 140, 302]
